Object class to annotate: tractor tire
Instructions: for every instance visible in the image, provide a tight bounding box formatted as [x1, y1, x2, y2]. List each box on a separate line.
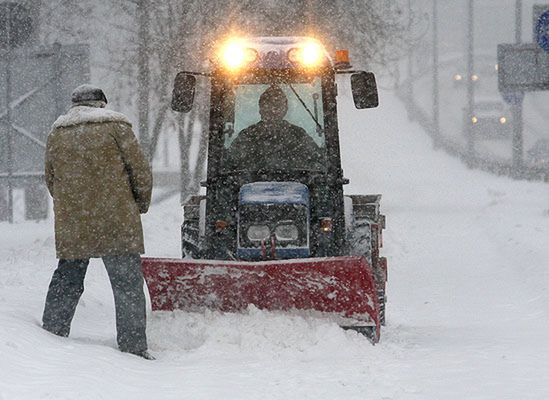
[349, 218, 372, 265]
[349, 217, 386, 326]
[342, 326, 378, 343]
[377, 287, 386, 326]
[181, 222, 201, 259]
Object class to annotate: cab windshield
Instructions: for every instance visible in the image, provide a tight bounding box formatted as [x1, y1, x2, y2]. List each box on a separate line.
[220, 75, 327, 173]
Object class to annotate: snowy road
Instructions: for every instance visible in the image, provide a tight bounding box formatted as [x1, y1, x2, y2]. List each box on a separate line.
[1, 90, 548, 399]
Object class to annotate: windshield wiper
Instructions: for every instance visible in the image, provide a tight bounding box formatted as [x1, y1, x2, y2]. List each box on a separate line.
[288, 84, 324, 135]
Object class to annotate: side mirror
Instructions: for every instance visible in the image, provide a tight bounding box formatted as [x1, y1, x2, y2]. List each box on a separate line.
[350, 71, 379, 109]
[172, 72, 196, 112]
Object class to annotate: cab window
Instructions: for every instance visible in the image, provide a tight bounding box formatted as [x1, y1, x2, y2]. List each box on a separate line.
[223, 78, 325, 149]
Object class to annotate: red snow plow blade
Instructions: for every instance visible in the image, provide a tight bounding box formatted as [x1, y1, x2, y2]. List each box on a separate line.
[142, 256, 380, 341]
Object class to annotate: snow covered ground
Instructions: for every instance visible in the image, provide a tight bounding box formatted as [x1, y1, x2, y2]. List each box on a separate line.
[1, 89, 548, 400]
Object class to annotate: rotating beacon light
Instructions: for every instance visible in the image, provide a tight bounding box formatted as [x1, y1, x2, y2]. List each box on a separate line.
[334, 49, 351, 69]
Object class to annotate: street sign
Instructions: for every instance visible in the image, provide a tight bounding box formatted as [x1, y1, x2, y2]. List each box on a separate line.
[498, 43, 549, 92]
[536, 9, 549, 52]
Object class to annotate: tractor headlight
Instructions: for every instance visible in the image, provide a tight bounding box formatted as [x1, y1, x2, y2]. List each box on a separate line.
[215, 219, 229, 233]
[220, 40, 258, 71]
[274, 223, 299, 241]
[247, 225, 270, 242]
[301, 41, 323, 67]
[288, 41, 323, 68]
[319, 217, 333, 233]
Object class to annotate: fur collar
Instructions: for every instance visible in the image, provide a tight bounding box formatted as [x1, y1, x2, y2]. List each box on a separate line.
[53, 106, 131, 129]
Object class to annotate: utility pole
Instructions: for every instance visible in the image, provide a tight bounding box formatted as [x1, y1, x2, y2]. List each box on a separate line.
[466, 0, 475, 166]
[5, 6, 14, 223]
[137, 0, 151, 160]
[511, 0, 524, 175]
[432, 0, 440, 148]
[407, 0, 414, 106]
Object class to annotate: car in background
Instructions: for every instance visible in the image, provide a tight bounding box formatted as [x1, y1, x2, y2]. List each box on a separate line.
[465, 99, 512, 139]
[452, 64, 499, 87]
[527, 139, 549, 170]
[452, 72, 480, 87]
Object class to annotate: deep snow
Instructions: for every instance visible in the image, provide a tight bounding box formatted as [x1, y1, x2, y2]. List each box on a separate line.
[1, 89, 548, 400]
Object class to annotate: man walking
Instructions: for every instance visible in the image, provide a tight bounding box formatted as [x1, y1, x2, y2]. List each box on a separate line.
[42, 84, 154, 360]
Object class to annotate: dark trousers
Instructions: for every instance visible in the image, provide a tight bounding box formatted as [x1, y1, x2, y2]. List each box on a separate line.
[42, 253, 147, 353]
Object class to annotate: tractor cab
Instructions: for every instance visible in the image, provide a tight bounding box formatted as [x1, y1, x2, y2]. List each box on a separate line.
[173, 37, 379, 261]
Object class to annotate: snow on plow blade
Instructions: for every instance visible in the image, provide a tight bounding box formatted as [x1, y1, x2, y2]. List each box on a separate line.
[142, 256, 380, 341]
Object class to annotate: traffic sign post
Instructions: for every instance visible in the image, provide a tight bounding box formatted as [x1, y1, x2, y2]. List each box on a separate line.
[496, 5, 549, 176]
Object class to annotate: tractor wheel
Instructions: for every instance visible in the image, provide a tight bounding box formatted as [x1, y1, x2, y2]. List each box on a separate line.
[349, 219, 372, 265]
[182, 240, 197, 259]
[342, 326, 378, 343]
[181, 222, 201, 259]
[377, 287, 386, 326]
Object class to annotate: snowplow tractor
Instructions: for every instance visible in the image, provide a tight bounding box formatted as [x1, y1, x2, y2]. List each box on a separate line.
[142, 37, 387, 342]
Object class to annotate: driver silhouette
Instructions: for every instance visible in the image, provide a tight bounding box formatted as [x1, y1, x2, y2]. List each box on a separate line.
[226, 85, 322, 171]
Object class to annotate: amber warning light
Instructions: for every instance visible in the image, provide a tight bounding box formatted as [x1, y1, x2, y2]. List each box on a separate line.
[335, 50, 351, 69]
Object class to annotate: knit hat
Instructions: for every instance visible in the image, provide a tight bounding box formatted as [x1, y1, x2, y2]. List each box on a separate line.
[259, 85, 287, 109]
[71, 84, 108, 105]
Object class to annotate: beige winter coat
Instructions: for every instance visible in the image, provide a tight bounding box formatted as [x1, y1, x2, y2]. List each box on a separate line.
[45, 106, 152, 259]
